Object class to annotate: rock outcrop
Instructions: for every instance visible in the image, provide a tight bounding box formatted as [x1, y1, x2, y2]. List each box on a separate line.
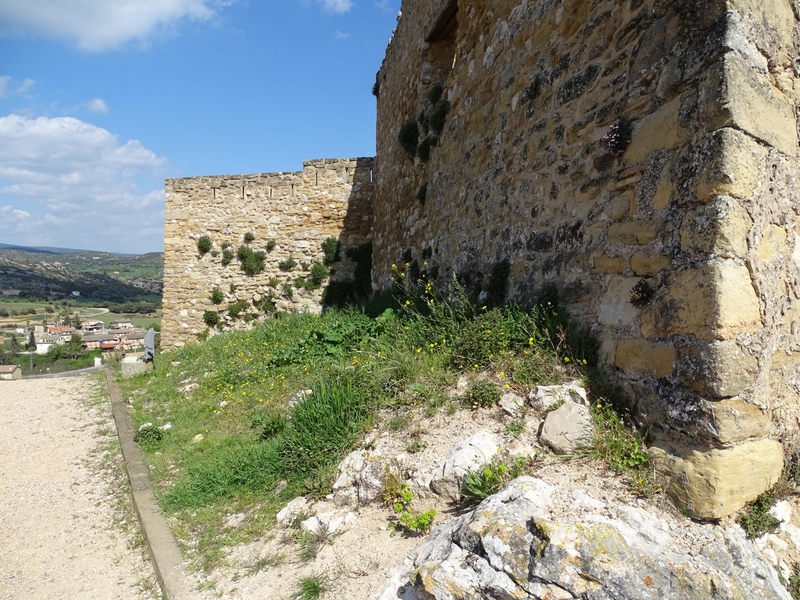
[377, 477, 790, 600]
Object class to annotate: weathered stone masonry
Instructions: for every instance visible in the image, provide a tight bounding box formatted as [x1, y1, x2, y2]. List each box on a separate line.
[164, 0, 800, 518]
[162, 158, 374, 349]
[372, 0, 800, 517]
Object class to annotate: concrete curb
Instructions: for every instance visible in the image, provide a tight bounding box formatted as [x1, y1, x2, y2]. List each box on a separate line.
[104, 368, 193, 600]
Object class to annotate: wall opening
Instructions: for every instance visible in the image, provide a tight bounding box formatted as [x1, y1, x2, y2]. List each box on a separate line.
[370, 169, 373, 183]
[241, 186, 246, 199]
[291, 184, 295, 197]
[345, 168, 350, 183]
[212, 187, 219, 200]
[424, 0, 459, 84]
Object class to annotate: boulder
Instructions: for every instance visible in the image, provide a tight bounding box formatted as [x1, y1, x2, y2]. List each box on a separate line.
[300, 510, 357, 536]
[430, 432, 500, 502]
[377, 477, 791, 600]
[330, 449, 386, 506]
[539, 402, 594, 454]
[498, 392, 525, 416]
[276, 497, 310, 526]
[528, 380, 588, 409]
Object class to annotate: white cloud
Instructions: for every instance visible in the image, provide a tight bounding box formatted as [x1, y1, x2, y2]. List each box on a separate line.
[0, 114, 167, 253]
[15, 78, 35, 94]
[0, 76, 35, 99]
[87, 98, 109, 114]
[318, 0, 354, 14]
[373, 0, 394, 12]
[0, 0, 225, 52]
[333, 29, 350, 40]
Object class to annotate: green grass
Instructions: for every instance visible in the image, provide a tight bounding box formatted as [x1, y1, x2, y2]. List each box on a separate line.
[292, 575, 329, 600]
[118, 278, 645, 571]
[94, 311, 162, 329]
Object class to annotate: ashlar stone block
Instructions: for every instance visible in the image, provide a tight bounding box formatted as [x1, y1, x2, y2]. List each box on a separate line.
[614, 339, 676, 378]
[680, 196, 751, 258]
[677, 340, 758, 398]
[757, 224, 788, 261]
[704, 53, 797, 155]
[696, 128, 768, 202]
[649, 437, 783, 519]
[642, 260, 762, 339]
[624, 96, 688, 165]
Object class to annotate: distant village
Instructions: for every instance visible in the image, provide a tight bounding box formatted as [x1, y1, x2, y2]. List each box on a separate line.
[26, 318, 148, 355]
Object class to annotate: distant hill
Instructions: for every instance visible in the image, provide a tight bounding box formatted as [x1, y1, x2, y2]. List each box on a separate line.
[0, 242, 142, 257]
[0, 245, 163, 302]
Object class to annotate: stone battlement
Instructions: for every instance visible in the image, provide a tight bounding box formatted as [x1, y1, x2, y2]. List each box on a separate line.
[162, 158, 374, 348]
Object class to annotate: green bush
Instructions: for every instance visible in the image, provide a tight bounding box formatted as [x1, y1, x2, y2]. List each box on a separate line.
[462, 380, 501, 409]
[266, 239, 277, 252]
[395, 509, 436, 535]
[427, 82, 444, 105]
[237, 246, 266, 276]
[738, 489, 781, 538]
[278, 256, 297, 272]
[244, 232, 255, 243]
[462, 457, 530, 507]
[429, 99, 450, 135]
[321, 237, 340, 266]
[210, 288, 224, 305]
[308, 263, 329, 289]
[420, 137, 438, 161]
[134, 424, 163, 446]
[398, 120, 420, 157]
[203, 310, 220, 327]
[227, 300, 250, 320]
[197, 236, 213, 255]
[417, 182, 428, 205]
[221, 248, 234, 266]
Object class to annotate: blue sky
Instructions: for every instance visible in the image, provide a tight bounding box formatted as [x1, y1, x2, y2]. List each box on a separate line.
[0, 0, 399, 254]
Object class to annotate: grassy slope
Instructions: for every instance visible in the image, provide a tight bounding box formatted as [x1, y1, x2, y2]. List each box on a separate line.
[119, 285, 643, 571]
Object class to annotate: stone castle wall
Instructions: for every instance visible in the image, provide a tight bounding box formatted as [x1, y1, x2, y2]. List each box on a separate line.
[372, 0, 800, 517]
[162, 158, 374, 349]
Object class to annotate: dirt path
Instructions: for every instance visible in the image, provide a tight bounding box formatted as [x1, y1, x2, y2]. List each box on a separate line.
[0, 375, 159, 600]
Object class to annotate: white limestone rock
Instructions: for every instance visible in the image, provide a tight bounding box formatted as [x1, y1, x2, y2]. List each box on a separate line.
[539, 402, 594, 455]
[430, 431, 500, 502]
[528, 380, 589, 410]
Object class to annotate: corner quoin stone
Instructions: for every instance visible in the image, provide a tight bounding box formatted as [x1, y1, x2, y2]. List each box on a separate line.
[649, 438, 784, 519]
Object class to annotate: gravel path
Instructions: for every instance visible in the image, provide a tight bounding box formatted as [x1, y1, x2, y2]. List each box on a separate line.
[0, 375, 158, 600]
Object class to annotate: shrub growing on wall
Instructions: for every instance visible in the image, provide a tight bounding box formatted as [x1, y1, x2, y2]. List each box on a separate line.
[243, 232, 255, 243]
[197, 236, 212, 255]
[305, 263, 330, 290]
[278, 256, 297, 272]
[221, 248, 234, 266]
[398, 121, 420, 157]
[236, 246, 266, 276]
[203, 310, 220, 327]
[321, 237, 340, 266]
[417, 182, 429, 205]
[429, 100, 450, 136]
[227, 300, 250, 320]
[210, 288, 224, 305]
